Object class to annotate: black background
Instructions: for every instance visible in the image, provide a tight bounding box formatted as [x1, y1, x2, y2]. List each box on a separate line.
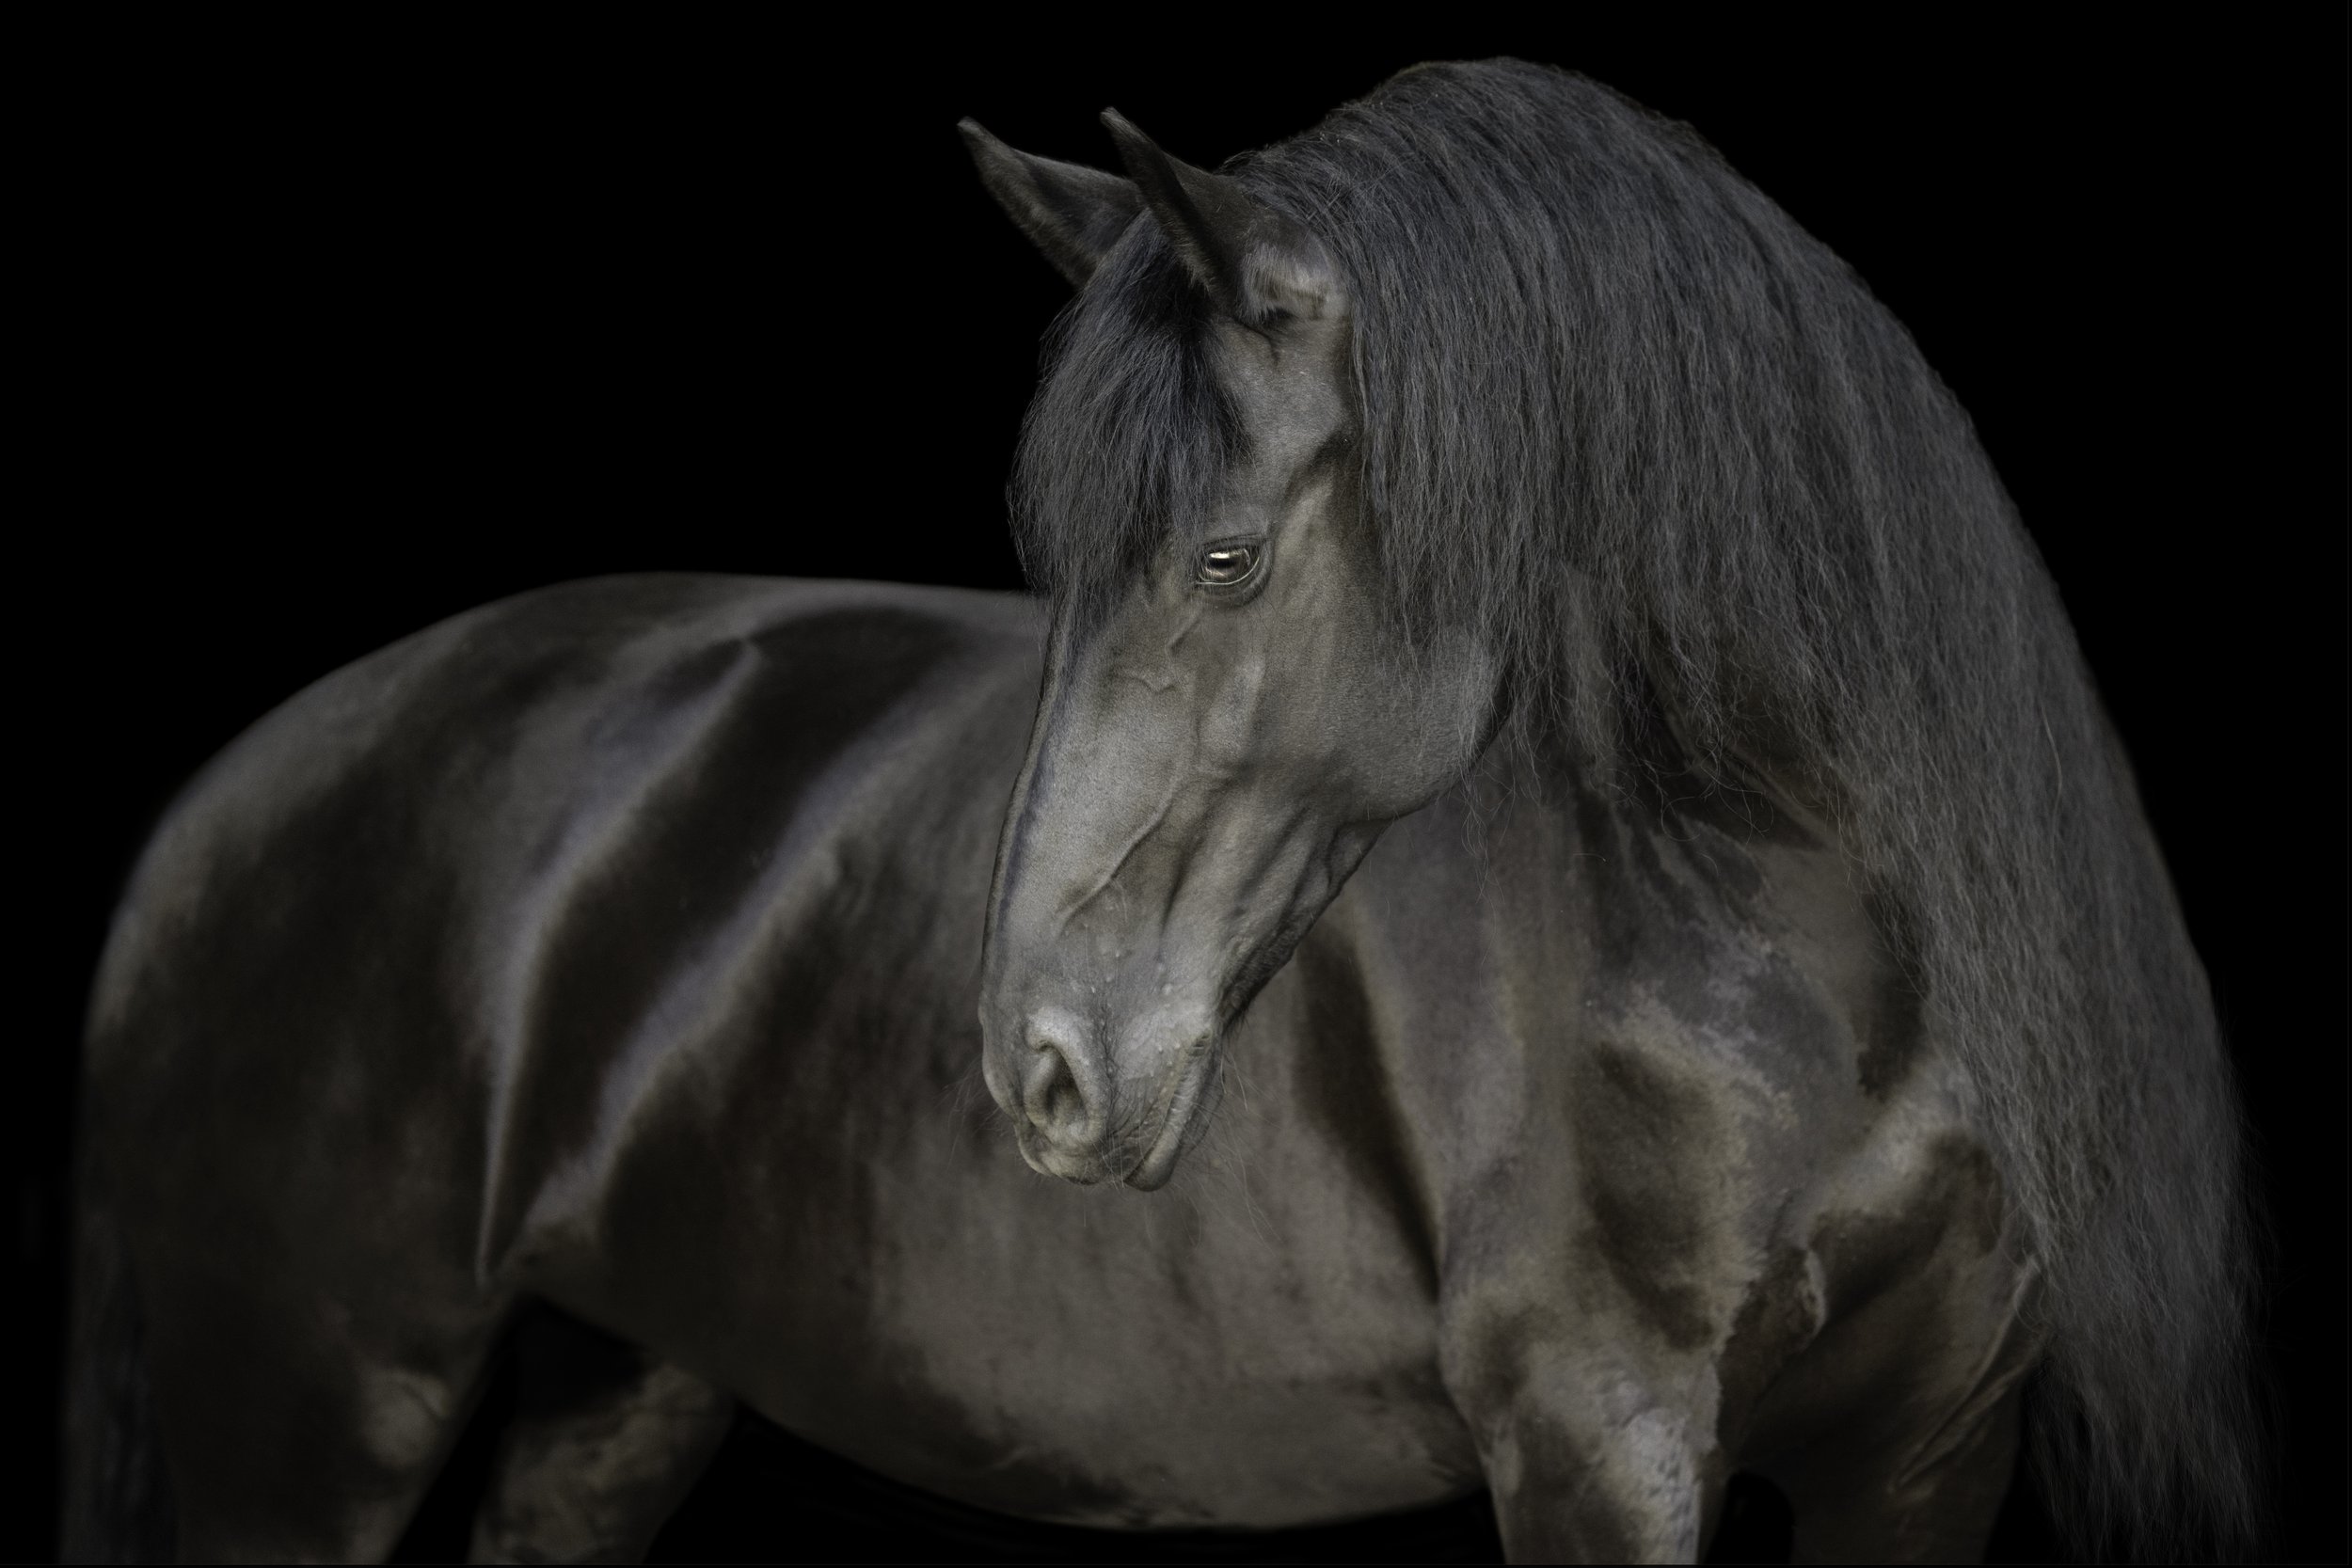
[17, 17, 2344, 1564]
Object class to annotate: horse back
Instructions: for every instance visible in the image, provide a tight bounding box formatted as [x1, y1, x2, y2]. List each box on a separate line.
[81, 574, 1042, 1297]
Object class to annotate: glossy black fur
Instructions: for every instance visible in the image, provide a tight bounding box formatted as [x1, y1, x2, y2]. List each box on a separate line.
[75, 576, 2039, 1560]
[64, 58, 2262, 1566]
[1009, 61, 2260, 1554]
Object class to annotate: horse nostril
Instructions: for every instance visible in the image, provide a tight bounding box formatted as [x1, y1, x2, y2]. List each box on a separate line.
[1021, 1035, 1094, 1144]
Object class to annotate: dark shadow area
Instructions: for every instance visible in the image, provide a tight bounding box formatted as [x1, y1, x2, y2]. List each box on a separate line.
[391, 1342, 516, 1564]
[388, 1306, 2011, 1564]
[403, 1383, 2066, 1563]
[389, 1383, 2105, 1565]
[411, 1389, 1810, 1563]
[1707, 1476, 1795, 1565]
[651, 1412, 1506, 1564]
[393, 1326, 1511, 1564]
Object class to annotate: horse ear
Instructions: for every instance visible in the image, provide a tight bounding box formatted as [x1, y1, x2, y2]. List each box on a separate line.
[1099, 108, 1343, 324]
[959, 119, 1144, 289]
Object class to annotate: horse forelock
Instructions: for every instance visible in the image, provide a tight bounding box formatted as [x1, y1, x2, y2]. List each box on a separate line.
[1006, 56, 2262, 1556]
[1010, 225, 1243, 632]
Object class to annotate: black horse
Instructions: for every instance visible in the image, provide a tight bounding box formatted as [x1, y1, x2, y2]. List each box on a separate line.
[66, 60, 2258, 1562]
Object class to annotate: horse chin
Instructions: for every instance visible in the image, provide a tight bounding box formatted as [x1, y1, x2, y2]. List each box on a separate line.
[1121, 1045, 1221, 1191]
[1121, 1114, 1190, 1191]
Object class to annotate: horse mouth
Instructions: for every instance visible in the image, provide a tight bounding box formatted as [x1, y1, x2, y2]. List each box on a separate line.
[1121, 1042, 1216, 1190]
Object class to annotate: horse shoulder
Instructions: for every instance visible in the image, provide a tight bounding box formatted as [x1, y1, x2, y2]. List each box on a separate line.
[1390, 770, 2035, 1551]
[1622, 768, 2045, 1481]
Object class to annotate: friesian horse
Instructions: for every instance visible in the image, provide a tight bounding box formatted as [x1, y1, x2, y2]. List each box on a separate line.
[65, 60, 2259, 1562]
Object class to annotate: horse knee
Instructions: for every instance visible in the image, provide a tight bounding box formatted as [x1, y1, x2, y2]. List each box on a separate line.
[1460, 1379, 1718, 1563]
[469, 1312, 733, 1564]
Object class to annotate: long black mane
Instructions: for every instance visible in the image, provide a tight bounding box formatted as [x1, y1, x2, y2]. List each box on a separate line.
[1013, 59, 2260, 1554]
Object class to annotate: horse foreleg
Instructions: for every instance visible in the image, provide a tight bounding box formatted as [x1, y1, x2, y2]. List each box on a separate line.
[1774, 1374, 2026, 1563]
[1442, 1328, 1721, 1563]
[1760, 1228, 2043, 1563]
[467, 1312, 733, 1564]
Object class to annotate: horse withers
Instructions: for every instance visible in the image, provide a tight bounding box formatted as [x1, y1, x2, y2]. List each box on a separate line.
[67, 60, 2258, 1563]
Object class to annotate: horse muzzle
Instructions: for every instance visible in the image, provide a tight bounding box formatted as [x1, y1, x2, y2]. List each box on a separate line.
[987, 1005, 1219, 1189]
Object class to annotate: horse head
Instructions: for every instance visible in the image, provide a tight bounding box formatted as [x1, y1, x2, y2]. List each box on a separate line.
[963, 113, 1499, 1189]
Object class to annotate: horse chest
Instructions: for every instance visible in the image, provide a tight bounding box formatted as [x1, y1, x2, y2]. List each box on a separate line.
[604, 1069, 1487, 1529]
[1318, 780, 2029, 1478]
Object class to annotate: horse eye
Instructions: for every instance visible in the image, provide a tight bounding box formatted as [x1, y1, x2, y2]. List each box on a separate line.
[1195, 543, 1262, 588]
